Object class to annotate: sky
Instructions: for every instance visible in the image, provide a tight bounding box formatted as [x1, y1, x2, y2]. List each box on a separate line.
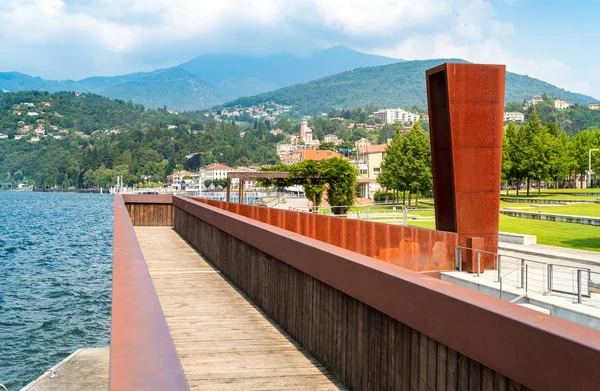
[0, 0, 599, 98]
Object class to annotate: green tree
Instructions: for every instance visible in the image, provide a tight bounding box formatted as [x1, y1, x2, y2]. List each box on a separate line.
[378, 128, 406, 203]
[402, 121, 432, 206]
[320, 157, 358, 215]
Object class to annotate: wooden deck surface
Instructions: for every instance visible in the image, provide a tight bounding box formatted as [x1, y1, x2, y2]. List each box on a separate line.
[135, 227, 346, 390]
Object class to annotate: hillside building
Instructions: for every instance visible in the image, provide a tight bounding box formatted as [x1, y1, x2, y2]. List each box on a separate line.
[554, 99, 571, 110]
[589, 103, 600, 110]
[324, 134, 341, 145]
[531, 95, 543, 105]
[503, 112, 525, 122]
[373, 109, 420, 124]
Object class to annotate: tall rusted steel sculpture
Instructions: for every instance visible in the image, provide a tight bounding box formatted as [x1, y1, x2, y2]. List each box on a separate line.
[426, 63, 506, 269]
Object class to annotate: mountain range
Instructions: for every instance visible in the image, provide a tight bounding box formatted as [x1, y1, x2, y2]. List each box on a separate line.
[228, 59, 599, 114]
[0, 47, 400, 111]
[0, 47, 597, 112]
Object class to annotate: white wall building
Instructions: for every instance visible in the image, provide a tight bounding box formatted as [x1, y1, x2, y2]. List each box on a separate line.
[324, 134, 341, 145]
[554, 99, 571, 110]
[589, 103, 600, 110]
[373, 109, 420, 124]
[354, 138, 371, 148]
[504, 112, 525, 122]
[200, 163, 235, 182]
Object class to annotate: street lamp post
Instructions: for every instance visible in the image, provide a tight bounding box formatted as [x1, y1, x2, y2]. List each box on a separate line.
[589, 148, 599, 189]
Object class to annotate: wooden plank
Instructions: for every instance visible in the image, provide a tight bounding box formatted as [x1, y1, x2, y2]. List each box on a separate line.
[410, 329, 419, 391]
[436, 344, 447, 391]
[468, 359, 481, 391]
[135, 227, 346, 391]
[446, 348, 458, 391]
[481, 366, 493, 391]
[418, 332, 428, 391]
[426, 337, 437, 391]
[457, 352, 469, 391]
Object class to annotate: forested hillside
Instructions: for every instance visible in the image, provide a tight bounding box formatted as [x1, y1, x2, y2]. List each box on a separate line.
[226, 59, 598, 114]
[0, 91, 192, 136]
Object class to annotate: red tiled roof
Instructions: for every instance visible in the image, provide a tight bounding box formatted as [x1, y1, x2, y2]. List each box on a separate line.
[299, 150, 341, 161]
[204, 163, 234, 170]
[358, 144, 388, 154]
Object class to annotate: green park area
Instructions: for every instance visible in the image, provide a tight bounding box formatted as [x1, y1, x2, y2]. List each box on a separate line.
[364, 190, 600, 253]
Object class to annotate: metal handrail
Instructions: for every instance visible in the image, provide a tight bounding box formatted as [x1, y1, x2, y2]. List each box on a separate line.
[500, 263, 528, 300]
[456, 245, 594, 305]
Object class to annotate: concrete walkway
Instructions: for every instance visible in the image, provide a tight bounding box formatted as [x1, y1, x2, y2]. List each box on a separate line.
[135, 227, 346, 391]
[499, 242, 600, 267]
[21, 348, 108, 391]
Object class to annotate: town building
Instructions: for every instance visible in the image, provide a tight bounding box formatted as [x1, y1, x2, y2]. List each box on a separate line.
[554, 99, 571, 110]
[503, 112, 525, 122]
[299, 150, 341, 161]
[300, 118, 320, 148]
[323, 134, 341, 145]
[270, 128, 283, 136]
[355, 144, 388, 199]
[373, 109, 420, 124]
[589, 103, 600, 110]
[167, 170, 198, 186]
[531, 95, 543, 105]
[354, 138, 371, 148]
[200, 163, 235, 182]
[0, 133, 8, 139]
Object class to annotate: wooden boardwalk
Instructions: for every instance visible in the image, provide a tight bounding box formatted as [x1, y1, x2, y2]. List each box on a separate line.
[135, 227, 346, 390]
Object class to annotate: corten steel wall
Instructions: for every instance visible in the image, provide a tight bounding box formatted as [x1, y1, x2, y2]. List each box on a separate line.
[111, 195, 189, 390]
[173, 196, 600, 391]
[123, 194, 174, 226]
[427, 63, 505, 268]
[191, 198, 458, 272]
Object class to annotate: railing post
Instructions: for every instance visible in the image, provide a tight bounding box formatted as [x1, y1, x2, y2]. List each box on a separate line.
[525, 265, 528, 294]
[577, 269, 582, 304]
[497, 254, 502, 283]
[520, 259, 525, 289]
[547, 264, 553, 293]
[477, 251, 481, 277]
[455, 247, 462, 271]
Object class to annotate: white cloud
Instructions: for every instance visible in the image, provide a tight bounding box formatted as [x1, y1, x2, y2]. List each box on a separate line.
[0, 0, 596, 98]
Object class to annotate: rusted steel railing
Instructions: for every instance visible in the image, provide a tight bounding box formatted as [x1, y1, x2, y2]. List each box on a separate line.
[110, 195, 188, 390]
[172, 196, 600, 391]
[192, 198, 458, 272]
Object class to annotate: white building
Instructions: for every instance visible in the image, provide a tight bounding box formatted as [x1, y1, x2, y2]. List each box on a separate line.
[354, 138, 371, 148]
[0, 133, 8, 139]
[324, 134, 341, 145]
[504, 112, 525, 122]
[554, 99, 571, 110]
[200, 163, 235, 182]
[531, 95, 543, 105]
[373, 109, 420, 124]
[589, 103, 600, 110]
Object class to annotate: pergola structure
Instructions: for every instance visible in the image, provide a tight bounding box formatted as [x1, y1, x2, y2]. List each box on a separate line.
[225, 171, 320, 203]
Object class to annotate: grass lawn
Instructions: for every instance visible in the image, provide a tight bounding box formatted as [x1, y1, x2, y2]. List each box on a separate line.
[407, 216, 600, 253]
[515, 203, 600, 218]
[502, 189, 600, 200]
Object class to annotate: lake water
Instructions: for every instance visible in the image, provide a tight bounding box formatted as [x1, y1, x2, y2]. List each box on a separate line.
[0, 192, 112, 390]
